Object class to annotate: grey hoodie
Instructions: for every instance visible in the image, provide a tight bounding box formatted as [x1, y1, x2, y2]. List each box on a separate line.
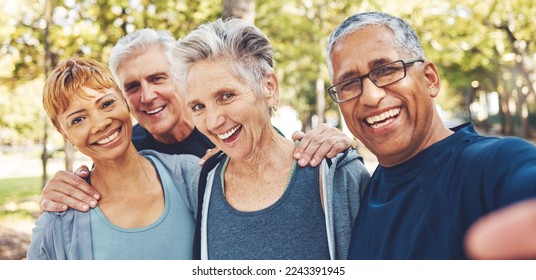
[198, 148, 370, 260]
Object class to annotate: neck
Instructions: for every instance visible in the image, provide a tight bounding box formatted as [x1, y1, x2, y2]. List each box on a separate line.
[222, 128, 296, 211]
[378, 110, 454, 167]
[90, 145, 153, 196]
[227, 129, 295, 177]
[423, 111, 455, 149]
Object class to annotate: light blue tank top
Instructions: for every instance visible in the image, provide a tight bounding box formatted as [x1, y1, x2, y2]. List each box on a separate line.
[90, 155, 195, 259]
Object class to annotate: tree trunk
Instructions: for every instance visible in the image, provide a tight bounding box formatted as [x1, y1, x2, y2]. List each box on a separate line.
[520, 97, 531, 139]
[496, 74, 514, 135]
[516, 83, 531, 139]
[501, 94, 515, 136]
[64, 141, 75, 172]
[315, 76, 325, 126]
[41, 0, 55, 188]
[222, 0, 256, 24]
[301, 112, 313, 133]
[494, 15, 535, 138]
[515, 56, 533, 139]
[464, 89, 473, 123]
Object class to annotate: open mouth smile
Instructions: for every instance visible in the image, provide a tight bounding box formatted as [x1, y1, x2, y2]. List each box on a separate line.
[365, 108, 400, 129]
[145, 106, 165, 115]
[95, 128, 120, 145]
[217, 125, 242, 142]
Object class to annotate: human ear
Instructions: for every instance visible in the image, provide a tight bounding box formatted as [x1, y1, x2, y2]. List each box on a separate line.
[423, 61, 441, 98]
[264, 73, 280, 108]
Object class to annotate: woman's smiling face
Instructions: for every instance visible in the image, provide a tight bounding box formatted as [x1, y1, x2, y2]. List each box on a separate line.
[185, 59, 278, 160]
[58, 87, 133, 161]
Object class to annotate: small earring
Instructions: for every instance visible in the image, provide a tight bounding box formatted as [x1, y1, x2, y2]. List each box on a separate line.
[272, 105, 278, 112]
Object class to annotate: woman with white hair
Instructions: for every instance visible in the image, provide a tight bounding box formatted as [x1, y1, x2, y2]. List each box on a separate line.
[173, 18, 370, 260]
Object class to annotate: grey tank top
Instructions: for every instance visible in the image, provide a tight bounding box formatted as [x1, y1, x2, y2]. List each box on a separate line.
[207, 157, 329, 260]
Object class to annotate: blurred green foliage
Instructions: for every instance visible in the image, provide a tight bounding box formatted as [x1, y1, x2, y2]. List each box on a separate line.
[0, 176, 41, 206]
[0, 0, 535, 146]
[0, 176, 41, 219]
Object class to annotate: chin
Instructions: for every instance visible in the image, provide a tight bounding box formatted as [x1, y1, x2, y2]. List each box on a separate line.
[147, 123, 172, 135]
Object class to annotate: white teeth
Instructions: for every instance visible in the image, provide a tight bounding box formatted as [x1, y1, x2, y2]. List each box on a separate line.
[146, 107, 164, 115]
[217, 125, 241, 140]
[97, 130, 119, 145]
[366, 108, 400, 127]
[370, 121, 390, 129]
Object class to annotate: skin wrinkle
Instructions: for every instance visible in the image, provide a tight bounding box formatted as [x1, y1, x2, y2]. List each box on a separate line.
[185, 57, 295, 211]
[331, 26, 451, 167]
[117, 45, 194, 144]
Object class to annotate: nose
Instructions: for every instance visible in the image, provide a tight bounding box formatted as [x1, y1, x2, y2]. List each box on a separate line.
[90, 112, 112, 134]
[359, 77, 386, 107]
[205, 106, 225, 133]
[140, 83, 157, 104]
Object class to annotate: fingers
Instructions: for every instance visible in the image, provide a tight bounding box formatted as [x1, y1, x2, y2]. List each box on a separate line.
[40, 170, 100, 212]
[40, 199, 68, 212]
[199, 147, 221, 165]
[291, 131, 306, 141]
[293, 125, 325, 166]
[74, 165, 90, 178]
[46, 181, 98, 212]
[465, 199, 536, 259]
[295, 136, 328, 167]
[293, 124, 353, 167]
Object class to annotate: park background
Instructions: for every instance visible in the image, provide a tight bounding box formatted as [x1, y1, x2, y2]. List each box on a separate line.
[0, 0, 535, 260]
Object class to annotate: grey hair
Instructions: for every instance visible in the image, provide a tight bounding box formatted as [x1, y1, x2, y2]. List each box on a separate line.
[172, 18, 275, 96]
[109, 29, 177, 89]
[326, 12, 426, 81]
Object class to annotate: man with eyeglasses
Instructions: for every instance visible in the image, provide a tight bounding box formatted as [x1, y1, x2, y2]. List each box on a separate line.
[326, 11, 536, 259]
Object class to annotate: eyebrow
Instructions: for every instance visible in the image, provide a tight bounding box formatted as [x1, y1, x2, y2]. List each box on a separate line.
[123, 80, 139, 90]
[66, 108, 85, 120]
[123, 71, 168, 90]
[147, 71, 168, 79]
[336, 58, 393, 82]
[65, 93, 114, 119]
[186, 98, 198, 108]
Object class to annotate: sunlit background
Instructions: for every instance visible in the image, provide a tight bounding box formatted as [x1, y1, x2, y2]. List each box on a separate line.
[0, 0, 534, 259]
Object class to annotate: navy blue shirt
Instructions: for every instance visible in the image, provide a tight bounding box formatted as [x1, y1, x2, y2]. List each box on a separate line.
[131, 124, 214, 157]
[348, 123, 536, 259]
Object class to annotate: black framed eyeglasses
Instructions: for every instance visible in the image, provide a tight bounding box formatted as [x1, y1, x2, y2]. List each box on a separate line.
[328, 58, 424, 103]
